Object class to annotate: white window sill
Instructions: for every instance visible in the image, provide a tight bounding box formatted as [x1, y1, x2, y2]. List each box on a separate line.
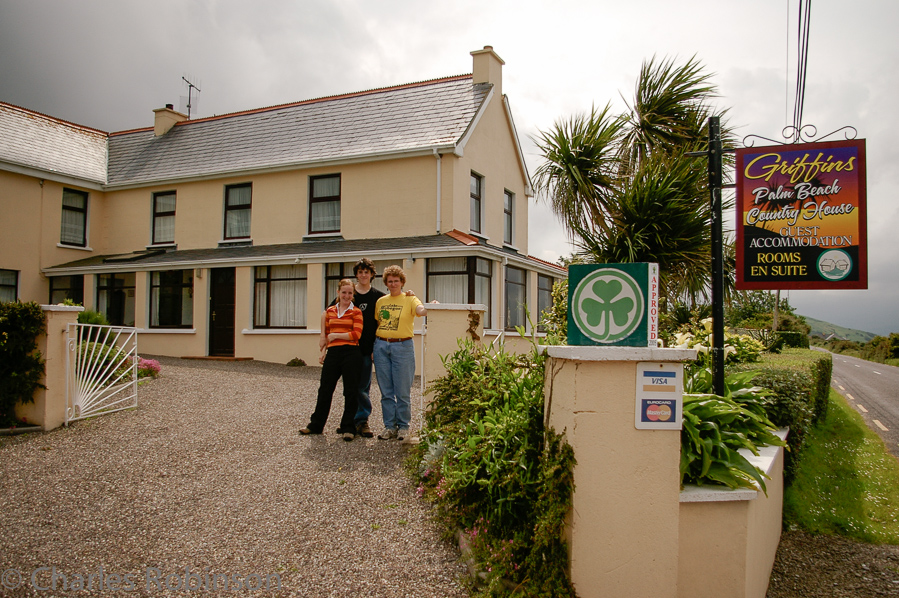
[303, 232, 342, 241]
[468, 232, 489, 242]
[242, 328, 315, 335]
[138, 328, 196, 334]
[146, 243, 177, 250]
[57, 243, 93, 251]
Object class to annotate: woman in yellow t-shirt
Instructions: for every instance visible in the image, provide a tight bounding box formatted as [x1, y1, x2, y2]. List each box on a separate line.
[373, 265, 428, 441]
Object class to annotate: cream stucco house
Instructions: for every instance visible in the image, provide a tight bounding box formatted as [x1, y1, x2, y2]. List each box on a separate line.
[0, 46, 563, 366]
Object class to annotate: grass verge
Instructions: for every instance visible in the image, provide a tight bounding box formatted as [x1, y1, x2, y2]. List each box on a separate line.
[783, 389, 899, 544]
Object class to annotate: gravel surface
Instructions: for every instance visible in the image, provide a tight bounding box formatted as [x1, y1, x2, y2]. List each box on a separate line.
[767, 529, 899, 597]
[0, 356, 468, 597]
[3, 356, 898, 597]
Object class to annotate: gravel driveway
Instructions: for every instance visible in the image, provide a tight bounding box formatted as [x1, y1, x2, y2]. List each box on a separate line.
[0, 356, 468, 597]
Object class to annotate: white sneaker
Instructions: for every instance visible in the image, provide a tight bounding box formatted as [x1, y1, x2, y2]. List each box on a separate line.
[377, 427, 397, 440]
[396, 428, 410, 441]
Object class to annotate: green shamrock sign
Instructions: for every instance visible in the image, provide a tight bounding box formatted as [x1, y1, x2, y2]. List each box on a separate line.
[567, 264, 657, 346]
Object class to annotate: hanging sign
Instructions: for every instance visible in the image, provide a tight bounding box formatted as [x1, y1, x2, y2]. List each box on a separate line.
[735, 139, 867, 290]
[567, 263, 659, 347]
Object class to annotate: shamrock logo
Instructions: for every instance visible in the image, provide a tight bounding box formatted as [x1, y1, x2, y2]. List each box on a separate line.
[581, 280, 634, 331]
[571, 269, 644, 343]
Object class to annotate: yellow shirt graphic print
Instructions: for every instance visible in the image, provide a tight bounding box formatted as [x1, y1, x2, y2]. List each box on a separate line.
[375, 295, 423, 339]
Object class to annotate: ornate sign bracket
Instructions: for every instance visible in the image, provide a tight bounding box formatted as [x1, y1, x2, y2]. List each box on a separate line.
[742, 124, 858, 148]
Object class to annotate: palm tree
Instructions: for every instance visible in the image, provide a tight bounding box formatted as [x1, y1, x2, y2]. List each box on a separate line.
[533, 55, 733, 305]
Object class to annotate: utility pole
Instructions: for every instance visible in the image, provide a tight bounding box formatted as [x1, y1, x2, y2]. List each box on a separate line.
[708, 116, 725, 397]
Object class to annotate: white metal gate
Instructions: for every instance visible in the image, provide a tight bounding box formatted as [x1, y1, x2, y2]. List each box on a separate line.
[65, 323, 139, 424]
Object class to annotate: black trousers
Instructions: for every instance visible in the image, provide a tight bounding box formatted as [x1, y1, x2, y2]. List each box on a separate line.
[307, 345, 362, 433]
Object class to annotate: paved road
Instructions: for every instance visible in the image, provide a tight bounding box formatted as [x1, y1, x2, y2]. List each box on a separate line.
[821, 349, 899, 459]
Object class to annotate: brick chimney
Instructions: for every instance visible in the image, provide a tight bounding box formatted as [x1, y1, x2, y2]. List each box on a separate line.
[152, 104, 188, 136]
[471, 46, 504, 96]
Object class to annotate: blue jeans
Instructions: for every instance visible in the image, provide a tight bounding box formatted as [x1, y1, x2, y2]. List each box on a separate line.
[373, 338, 415, 430]
[354, 354, 373, 426]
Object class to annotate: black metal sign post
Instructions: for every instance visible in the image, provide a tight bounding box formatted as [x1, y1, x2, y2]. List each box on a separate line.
[687, 115, 725, 397]
[708, 117, 725, 397]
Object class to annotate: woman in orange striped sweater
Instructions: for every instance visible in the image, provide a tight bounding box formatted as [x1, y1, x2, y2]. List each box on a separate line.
[300, 279, 364, 441]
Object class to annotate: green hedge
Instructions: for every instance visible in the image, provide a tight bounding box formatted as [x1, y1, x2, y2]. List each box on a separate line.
[729, 349, 832, 481]
[0, 302, 47, 426]
[775, 330, 810, 349]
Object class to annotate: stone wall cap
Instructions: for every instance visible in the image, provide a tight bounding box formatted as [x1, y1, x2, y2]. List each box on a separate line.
[425, 303, 487, 311]
[41, 304, 84, 312]
[541, 346, 698, 362]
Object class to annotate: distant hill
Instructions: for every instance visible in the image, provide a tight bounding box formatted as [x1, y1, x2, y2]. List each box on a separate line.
[803, 316, 878, 343]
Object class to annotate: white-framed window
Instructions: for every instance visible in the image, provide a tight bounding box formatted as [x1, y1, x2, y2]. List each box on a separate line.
[470, 172, 483, 234]
[427, 256, 492, 328]
[0, 269, 18, 303]
[503, 190, 514, 245]
[152, 192, 176, 245]
[60, 188, 88, 247]
[254, 265, 307, 328]
[324, 262, 355, 306]
[309, 174, 341, 234]
[537, 274, 554, 332]
[97, 272, 136, 326]
[504, 266, 526, 331]
[150, 270, 193, 328]
[224, 183, 252, 240]
[49, 275, 84, 305]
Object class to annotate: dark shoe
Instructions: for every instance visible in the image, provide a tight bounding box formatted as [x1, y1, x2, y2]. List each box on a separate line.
[299, 427, 320, 435]
[357, 422, 374, 438]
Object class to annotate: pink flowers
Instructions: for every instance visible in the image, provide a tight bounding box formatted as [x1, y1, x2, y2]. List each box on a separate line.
[136, 357, 161, 379]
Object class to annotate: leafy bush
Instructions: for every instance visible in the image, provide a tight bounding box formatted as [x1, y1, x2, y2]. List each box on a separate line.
[539, 279, 568, 345]
[136, 357, 161, 379]
[776, 330, 809, 349]
[673, 317, 765, 364]
[77, 309, 110, 326]
[728, 349, 832, 480]
[0, 302, 47, 426]
[417, 338, 576, 597]
[682, 368, 785, 493]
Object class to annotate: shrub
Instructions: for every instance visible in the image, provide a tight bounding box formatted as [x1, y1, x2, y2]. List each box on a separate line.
[77, 309, 110, 326]
[728, 349, 832, 480]
[673, 317, 765, 365]
[136, 357, 161, 379]
[0, 302, 47, 426]
[417, 338, 576, 597]
[776, 330, 809, 349]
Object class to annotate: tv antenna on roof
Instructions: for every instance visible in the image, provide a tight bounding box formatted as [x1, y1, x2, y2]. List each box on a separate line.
[180, 75, 202, 119]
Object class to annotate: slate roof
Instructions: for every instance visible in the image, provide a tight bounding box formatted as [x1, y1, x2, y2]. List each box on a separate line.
[106, 76, 490, 187]
[0, 102, 107, 184]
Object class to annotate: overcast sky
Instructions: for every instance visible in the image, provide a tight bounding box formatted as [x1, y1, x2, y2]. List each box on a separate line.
[2, 0, 896, 335]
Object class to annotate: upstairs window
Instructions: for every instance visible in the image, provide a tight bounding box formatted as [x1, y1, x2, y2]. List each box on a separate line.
[309, 174, 341, 234]
[60, 188, 88, 247]
[470, 173, 483, 234]
[152, 192, 176, 245]
[505, 266, 526, 331]
[224, 183, 252, 240]
[503, 190, 514, 245]
[0, 269, 18, 303]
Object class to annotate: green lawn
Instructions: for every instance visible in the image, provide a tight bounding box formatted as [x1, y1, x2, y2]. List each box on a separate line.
[783, 389, 899, 544]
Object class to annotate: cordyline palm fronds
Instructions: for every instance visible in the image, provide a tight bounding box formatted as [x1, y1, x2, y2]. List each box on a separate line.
[534, 55, 734, 307]
[619, 55, 719, 173]
[574, 151, 711, 301]
[532, 104, 624, 238]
